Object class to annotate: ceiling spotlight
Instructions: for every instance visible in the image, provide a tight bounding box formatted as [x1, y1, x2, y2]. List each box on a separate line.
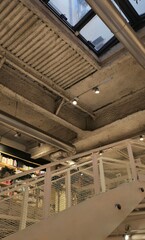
[140, 135, 144, 141]
[14, 132, 21, 138]
[72, 97, 78, 106]
[99, 150, 103, 156]
[124, 234, 130, 240]
[93, 87, 100, 94]
[124, 225, 131, 240]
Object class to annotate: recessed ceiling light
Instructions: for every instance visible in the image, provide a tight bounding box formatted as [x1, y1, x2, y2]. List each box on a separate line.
[72, 97, 78, 106]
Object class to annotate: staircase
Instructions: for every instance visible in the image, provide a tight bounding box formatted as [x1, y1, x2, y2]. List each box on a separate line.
[0, 153, 145, 240]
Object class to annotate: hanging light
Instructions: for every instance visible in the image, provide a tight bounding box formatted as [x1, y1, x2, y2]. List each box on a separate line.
[140, 135, 144, 141]
[72, 97, 78, 106]
[93, 87, 100, 94]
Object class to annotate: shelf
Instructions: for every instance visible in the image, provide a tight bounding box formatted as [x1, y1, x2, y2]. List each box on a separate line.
[0, 162, 26, 172]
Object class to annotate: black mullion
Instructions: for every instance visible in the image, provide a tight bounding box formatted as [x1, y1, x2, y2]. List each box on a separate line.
[114, 0, 140, 24]
[73, 9, 95, 32]
[97, 36, 119, 56]
[43, 0, 49, 4]
[40, 0, 73, 31]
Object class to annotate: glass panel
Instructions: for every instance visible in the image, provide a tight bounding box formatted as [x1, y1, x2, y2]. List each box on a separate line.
[49, 0, 91, 26]
[80, 16, 114, 51]
[129, 0, 145, 15]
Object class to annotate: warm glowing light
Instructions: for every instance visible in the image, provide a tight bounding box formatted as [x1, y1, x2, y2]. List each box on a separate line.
[72, 98, 78, 105]
[140, 135, 144, 141]
[94, 87, 100, 94]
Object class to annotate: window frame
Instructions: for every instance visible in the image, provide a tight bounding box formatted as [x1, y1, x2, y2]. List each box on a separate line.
[40, 0, 145, 57]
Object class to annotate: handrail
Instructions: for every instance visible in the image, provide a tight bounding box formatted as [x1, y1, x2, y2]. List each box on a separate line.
[0, 156, 130, 184]
[0, 139, 132, 184]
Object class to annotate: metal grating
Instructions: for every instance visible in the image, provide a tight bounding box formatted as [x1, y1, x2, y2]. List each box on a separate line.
[0, 0, 97, 90]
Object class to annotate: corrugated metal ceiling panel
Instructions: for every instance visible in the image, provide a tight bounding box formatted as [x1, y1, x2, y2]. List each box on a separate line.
[0, 0, 97, 90]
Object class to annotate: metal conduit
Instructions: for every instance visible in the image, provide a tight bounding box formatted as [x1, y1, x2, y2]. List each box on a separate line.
[0, 111, 76, 154]
[86, 0, 145, 69]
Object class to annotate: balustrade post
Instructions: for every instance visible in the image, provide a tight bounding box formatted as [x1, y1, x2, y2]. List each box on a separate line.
[92, 153, 100, 195]
[19, 186, 29, 230]
[99, 158, 106, 192]
[43, 166, 51, 220]
[127, 164, 132, 182]
[65, 170, 71, 208]
[127, 143, 137, 181]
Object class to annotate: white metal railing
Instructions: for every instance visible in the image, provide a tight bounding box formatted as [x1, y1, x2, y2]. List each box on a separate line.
[0, 142, 145, 239]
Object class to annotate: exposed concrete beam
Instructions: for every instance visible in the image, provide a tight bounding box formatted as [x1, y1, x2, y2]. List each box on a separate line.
[0, 111, 76, 154]
[0, 56, 5, 69]
[0, 136, 26, 152]
[0, 47, 95, 119]
[0, 84, 85, 137]
[74, 111, 145, 152]
[86, 0, 145, 69]
[92, 87, 145, 129]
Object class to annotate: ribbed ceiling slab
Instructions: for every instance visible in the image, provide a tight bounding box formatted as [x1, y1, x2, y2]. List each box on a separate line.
[0, 0, 98, 89]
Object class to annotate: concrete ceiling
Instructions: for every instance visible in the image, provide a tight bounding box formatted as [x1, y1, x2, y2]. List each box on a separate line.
[0, 0, 145, 161]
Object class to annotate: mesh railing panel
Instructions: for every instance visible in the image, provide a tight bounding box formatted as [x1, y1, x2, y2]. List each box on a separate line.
[51, 176, 66, 215]
[71, 166, 95, 206]
[0, 192, 23, 239]
[103, 163, 129, 190]
[0, 157, 135, 239]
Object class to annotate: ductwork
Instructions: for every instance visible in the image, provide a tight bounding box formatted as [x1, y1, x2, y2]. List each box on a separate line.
[29, 144, 56, 159]
[86, 0, 145, 69]
[49, 151, 69, 161]
[0, 111, 76, 154]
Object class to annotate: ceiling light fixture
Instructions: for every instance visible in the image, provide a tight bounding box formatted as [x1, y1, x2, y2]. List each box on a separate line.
[14, 132, 21, 138]
[124, 234, 130, 240]
[93, 87, 100, 94]
[99, 150, 103, 156]
[72, 97, 78, 106]
[140, 135, 144, 141]
[124, 225, 131, 240]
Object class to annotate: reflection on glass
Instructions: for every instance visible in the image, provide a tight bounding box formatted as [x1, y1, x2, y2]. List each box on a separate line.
[80, 16, 114, 51]
[129, 0, 145, 15]
[49, 0, 91, 26]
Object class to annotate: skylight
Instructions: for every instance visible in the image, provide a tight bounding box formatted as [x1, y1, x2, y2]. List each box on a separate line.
[80, 16, 114, 51]
[49, 0, 91, 26]
[41, 0, 145, 56]
[129, 0, 145, 15]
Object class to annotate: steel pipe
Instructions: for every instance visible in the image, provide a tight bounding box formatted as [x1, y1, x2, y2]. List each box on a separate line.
[86, 0, 145, 69]
[0, 111, 76, 154]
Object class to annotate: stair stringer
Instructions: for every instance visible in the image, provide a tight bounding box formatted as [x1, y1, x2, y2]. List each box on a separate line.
[3, 181, 145, 240]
